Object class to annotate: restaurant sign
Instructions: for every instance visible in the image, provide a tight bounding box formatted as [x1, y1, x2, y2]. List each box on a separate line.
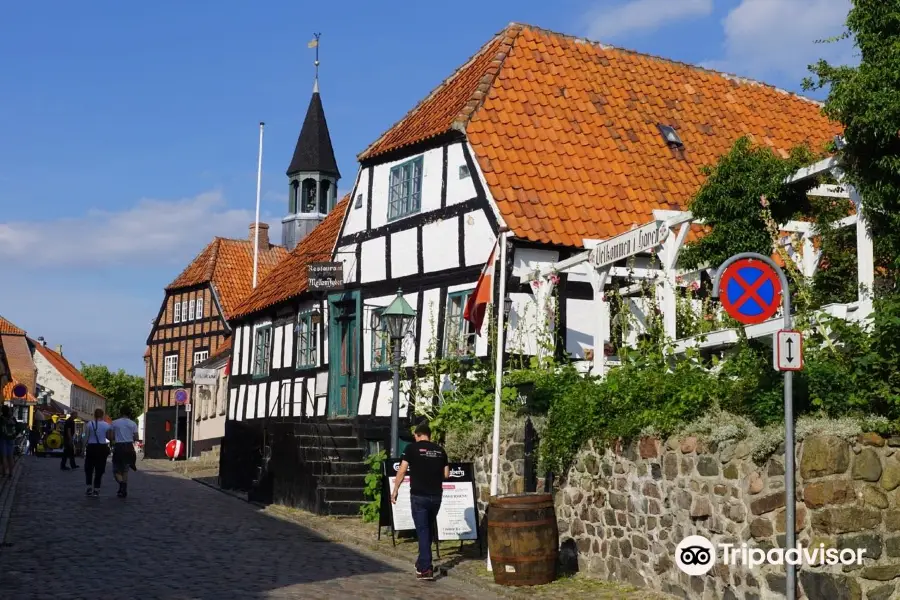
[308, 262, 344, 291]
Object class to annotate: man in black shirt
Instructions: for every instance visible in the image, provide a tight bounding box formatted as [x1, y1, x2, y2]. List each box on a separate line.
[61, 414, 78, 470]
[391, 421, 448, 581]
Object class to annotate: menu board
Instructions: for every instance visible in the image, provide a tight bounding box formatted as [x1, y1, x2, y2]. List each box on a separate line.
[381, 460, 479, 541]
[436, 464, 478, 540]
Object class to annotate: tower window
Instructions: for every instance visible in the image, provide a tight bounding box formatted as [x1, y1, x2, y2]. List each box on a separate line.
[388, 156, 423, 221]
[657, 124, 683, 148]
[289, 181, 299, 213]
[301, 179, 317, 213]
[319, 180, 331, 214]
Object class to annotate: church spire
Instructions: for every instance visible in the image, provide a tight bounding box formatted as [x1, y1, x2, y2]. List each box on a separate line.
[286, 33, 338, 178]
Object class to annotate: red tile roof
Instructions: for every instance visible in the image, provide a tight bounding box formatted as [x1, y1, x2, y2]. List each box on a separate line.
[359, 23, 839, 248]
[30, 340, 103, 398]
[0, 315, 25, 336]
[1, 334, 36, 394]
[231, 196, 350, 319]
[166, 236, 289, 319]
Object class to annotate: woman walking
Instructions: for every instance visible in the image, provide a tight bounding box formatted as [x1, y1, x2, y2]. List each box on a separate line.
[0, 406, 17, 477]
[83, 408, 112, 497]
[111, 406, 139, 498]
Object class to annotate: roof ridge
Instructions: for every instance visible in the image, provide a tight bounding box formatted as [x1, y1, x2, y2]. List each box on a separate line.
[357, 23, 519, 161]
[511, 22, 824, 107]
[203, 238, 222, 281]
[451, 23, 525, 133]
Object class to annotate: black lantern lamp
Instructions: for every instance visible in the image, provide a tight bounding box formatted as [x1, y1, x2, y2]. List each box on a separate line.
[382, 289, 417, 458]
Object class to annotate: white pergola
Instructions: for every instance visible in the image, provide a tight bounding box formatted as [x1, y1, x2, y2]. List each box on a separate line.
[521, 155, 875, 376]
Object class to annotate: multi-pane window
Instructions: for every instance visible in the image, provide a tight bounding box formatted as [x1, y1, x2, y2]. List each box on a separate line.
[182, 301, 189, 321]
[196, 297, 204, 319]
[444, 290, 476, 358]
[388, 156, 423, 221]
[163, 355, 178, 385]
[371, 308, 390, 371]
[253, 325, 272, 376]
[174, 301, 181, 323]
[188, 299, 196, 321]
[296, 312, 317, 368]
[193, 350, 209, 365]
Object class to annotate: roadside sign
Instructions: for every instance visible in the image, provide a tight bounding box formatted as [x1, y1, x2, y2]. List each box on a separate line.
[719, 258, 782, 325]
[775, 330, 803, 371]
[165, 439, 184, 459]
[589, 220, 669, 269]
[184, 403, 192, 413]
[174, 388, 188, 405]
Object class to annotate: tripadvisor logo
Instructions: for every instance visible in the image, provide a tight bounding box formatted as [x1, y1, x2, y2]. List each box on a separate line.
[675, 535, 869, 575]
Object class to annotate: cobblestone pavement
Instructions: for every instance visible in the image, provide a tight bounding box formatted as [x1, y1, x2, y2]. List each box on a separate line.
[0, 457, 498, 600]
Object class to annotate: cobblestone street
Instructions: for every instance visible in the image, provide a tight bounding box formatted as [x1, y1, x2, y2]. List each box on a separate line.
[0, 457, 496, 600]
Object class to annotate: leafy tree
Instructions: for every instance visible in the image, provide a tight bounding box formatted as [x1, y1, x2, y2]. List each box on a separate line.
[679, 136, 818, 270]
[804, 0, 900, 281]
[80, 364, 144, 420]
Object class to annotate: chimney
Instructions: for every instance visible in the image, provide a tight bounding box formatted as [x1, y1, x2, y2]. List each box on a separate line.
[56, 344, 63, 356]
[249, 222, 270, 254]
[37, 336, 46, 346]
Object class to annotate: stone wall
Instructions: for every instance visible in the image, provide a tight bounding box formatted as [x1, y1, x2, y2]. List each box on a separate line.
[472, 427, 527, 519]
[475, 431, 900, 600]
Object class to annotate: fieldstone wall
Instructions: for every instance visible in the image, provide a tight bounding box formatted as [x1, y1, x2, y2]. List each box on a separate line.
[475, 431, 900, 600]
[472, 427, 527, 518]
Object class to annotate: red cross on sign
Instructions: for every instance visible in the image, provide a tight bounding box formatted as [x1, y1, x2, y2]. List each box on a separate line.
[719, 258, 783, 325]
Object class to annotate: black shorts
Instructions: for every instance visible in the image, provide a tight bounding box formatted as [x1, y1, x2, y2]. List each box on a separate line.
[112, 443, 136, 473]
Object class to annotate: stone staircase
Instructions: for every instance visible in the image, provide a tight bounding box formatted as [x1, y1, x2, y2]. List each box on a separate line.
[269, 421, 370, 516]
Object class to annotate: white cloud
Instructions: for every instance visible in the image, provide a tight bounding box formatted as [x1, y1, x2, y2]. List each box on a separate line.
[584, 0, 713, 40]
[0, 191, 284, 268]
[706, 0, 855, 81]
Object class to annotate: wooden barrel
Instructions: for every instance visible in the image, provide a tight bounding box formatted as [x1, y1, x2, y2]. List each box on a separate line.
[487, 493, 559, 586]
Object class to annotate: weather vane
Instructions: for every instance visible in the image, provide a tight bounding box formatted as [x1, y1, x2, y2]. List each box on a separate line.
[309, 33, 321, 90]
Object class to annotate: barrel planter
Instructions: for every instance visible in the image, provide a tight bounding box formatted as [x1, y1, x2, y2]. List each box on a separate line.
[487, 493, 559, 586]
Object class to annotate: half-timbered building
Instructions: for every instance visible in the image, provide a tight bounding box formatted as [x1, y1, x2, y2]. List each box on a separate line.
[221, 23, 837, 511]
[143, 225, 287, 458]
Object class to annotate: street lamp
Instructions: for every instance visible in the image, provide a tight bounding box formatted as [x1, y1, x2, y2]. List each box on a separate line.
[504, 295, 513, 319]
[381, 288, 417, 458]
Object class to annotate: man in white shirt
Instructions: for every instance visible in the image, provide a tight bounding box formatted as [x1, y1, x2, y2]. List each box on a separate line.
[111, 406, 139, 498]
[84, 408, 113, 497]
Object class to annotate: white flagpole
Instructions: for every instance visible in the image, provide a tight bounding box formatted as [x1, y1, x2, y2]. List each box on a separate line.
[487, 226, 509, 571]
[252, 121, 265, 289]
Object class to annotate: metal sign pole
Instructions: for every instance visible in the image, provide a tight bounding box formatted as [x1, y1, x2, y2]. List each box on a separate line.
[713, 252, 794, 600]
[173, 403, 179, 462]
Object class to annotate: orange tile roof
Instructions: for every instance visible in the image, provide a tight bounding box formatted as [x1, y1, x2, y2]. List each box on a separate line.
[2, 380, 36, 403]
[166, 236, 289, 319]
[0, 315, 25, 336]
[30, 340, 104, 398]
[1, 334, 35, 394]
[231, 196, 350, 319]
[360, 23, 840, 248]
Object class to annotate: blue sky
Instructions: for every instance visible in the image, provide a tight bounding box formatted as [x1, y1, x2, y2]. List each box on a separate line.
[0, 0, 853, 375]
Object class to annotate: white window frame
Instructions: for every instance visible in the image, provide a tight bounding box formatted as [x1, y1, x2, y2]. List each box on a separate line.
[193, 350, 209, 365]
[189, 299, 196, 321]
[174, 301, 181, 324]
[163, 355, 178, 386]
[182, 301, 189, 321]
[196, 297, 204, 319]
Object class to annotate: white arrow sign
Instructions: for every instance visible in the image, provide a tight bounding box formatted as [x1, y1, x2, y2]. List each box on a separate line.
[775, 330, 803, 371]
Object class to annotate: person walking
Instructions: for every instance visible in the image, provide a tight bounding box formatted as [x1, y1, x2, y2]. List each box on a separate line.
[390, 421, 449, 581]
[110, 407, 139, 498]
[0, 406, 17, 477]
[60, 413, 79, 470]
[28, 425, 40, 456]
[83, 408, 112, 497]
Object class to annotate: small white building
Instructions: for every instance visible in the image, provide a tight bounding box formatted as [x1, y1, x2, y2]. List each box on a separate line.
[190, 339, 230, 457]
[30, 338, 105, 420]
